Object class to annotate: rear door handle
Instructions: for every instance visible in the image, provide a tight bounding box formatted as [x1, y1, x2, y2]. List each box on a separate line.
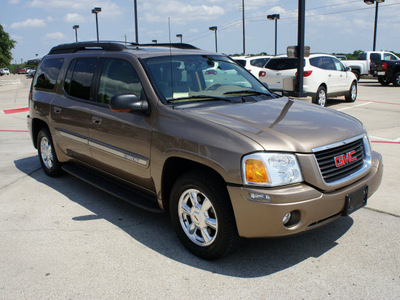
[92, 116, 102, 125]
[53, 107, 61, 114]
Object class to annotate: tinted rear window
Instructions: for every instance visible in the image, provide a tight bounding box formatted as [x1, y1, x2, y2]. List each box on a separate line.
[34, 58, 64, 90]
[265, 58, 299, 70]
[234, 59, 246, 67]
[250, 58, 270, 67]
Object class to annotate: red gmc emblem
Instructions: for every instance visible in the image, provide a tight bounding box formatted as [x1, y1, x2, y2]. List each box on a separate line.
[334, 150, 357, 167]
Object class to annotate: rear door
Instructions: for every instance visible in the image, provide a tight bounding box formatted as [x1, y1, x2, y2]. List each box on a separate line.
[51, 56, 98, 162]
[330, 57, 351, 93]
[88, 56, 153, 190]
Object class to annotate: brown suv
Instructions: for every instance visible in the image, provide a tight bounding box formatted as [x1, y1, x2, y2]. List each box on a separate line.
[27, 42, 383, 260]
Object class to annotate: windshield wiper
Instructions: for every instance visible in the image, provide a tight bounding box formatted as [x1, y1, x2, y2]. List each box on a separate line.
[223, 90, 272, 97]
[167, 95, 233, 103]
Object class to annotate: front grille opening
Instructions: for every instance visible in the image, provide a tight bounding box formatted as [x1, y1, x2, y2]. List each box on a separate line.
[314, 139, 365, 183]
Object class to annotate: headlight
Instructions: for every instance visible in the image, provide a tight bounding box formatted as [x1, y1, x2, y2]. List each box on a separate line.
[242, 153, 303, 187]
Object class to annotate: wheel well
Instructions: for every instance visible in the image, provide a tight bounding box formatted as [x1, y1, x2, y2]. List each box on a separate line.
[319, 83, 327, 93]
[31, 118, 49, 149]
[161, 157, 227, 211]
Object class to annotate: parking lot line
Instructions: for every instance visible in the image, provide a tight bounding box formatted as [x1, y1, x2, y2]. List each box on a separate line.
[337, 102, 371, 111]
[358, 99, 400, 106]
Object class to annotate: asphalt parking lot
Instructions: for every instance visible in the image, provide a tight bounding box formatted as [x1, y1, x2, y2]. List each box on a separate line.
[0, 76, 399, 299]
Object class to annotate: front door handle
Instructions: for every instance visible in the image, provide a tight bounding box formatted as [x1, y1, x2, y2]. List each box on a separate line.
[92, 116, 102, 125]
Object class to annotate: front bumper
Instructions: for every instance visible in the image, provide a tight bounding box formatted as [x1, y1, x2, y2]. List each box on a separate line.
[228, 151, 383, 238]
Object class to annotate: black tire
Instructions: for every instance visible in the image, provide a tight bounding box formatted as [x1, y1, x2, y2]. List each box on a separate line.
[345, 81, 357, 102]
[37, 128, 63, 177]
[378, 76, 391, 86]
[352, 70, 360, 81]
[312, 85, 327, 107]
[169, 171, 242, 260]
[393, 72, 400, 87]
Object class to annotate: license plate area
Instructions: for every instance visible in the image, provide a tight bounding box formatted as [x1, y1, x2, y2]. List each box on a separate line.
[343, 186, 368, 216]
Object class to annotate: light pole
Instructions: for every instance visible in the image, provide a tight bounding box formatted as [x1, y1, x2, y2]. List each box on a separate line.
[364, 0, 384, 51]
[91, 7, 102, 42]
[209, 26, 218, 52]
[267, 14, 280, 56]
[73, 25, 79, 42]
[242, 0, 245, 55]
[176, 34, 182, 43]
[134, 0, 138, 44]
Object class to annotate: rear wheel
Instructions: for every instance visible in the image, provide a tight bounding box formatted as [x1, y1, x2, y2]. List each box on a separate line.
[345, 81, 357, 102]
[169, 171, 242, 260]
[393, 72, 400, 87]
[378, 76, 391, 86]
[313, 85, 327, 107]
[37, 128, 63, 177]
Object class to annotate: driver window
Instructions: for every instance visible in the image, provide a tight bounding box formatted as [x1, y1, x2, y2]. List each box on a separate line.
[98, 58, 144, 105]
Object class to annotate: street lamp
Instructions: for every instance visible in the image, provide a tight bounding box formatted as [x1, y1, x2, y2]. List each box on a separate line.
[73, 25, 79, 42]
[267, 14, 280, 56]
[209, 26, 218, 52]
[364, 0, 385, 51]
[152, 40, 157, 44]
[176, 34, 183, 43]
[91, 7, 102, 42]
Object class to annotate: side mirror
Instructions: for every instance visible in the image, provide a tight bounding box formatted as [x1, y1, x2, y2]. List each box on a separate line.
[109, 94, 149, 113]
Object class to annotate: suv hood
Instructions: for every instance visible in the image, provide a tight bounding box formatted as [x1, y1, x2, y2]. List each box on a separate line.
[189, 98, 365, 153]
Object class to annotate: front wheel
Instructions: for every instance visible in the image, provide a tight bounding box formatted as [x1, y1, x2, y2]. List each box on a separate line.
[37, 128, 63, 177]
[393, 72, 400, 87]
[345, 81, 357, 102]
[169, 171, 242, 260]
[313, 85, 327, 107]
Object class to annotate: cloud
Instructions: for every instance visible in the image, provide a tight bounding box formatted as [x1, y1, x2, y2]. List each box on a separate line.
[64, 13, 85, 23]
[44, 32, 66, 40]
[9, 0, 20, 4]
[10, 18, 46, 29]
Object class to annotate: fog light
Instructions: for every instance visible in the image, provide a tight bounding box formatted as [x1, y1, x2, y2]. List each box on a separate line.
[282, 212, 292, 225]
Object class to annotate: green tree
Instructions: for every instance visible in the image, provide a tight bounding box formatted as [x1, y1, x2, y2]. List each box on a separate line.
[0, 25, 16, 67]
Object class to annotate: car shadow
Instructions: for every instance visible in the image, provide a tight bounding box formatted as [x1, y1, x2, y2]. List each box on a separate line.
[15, 155, 354, 278]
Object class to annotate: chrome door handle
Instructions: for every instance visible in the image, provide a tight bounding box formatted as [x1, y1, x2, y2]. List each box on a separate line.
[92, 116, 102, 125]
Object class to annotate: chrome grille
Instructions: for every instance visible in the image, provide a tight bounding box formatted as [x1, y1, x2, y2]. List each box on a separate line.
[314, 138, 365, 183]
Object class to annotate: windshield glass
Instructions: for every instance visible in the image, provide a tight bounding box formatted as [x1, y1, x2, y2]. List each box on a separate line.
[142, 55, 272, 103]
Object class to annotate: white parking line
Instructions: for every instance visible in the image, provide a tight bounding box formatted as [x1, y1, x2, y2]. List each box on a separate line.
[337, 102, 372, 111]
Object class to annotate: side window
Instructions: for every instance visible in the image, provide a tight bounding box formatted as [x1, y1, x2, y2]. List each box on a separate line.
[98, 58, 144, 105]
[34, 58, 64, 91]
[309, 57, 334, 70]
[331, 57, 345, 71]
[64, 58, 97, 100]
[370, 53, 381, 62]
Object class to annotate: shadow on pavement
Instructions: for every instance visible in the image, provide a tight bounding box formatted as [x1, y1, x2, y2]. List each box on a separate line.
[15, 156, 353, 278]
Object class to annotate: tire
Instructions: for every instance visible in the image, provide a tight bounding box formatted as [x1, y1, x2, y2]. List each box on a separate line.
[378, 76, 391, 86]
[169, 171, 242, 260]
[37, 128, 63, 177]
[345, 81, 357, 102]
[312, 85, 327, 107]
[352, 70, 360, 81]
[393, 72, 400, 87]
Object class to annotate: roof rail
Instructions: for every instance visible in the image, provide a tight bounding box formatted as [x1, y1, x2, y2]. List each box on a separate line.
[136, 43, 199, 50]
[49, 42, 126, 55]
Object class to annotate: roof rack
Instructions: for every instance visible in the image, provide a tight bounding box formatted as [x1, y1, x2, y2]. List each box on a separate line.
[48, 42, 126, 55]
[136, 43, 199, 50]
[48, 41, 200, 55]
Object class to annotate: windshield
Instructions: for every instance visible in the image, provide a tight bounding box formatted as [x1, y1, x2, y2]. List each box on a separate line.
[142, 55, 272, 103]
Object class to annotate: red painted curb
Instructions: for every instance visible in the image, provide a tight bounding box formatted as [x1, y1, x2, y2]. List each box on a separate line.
[358, 99, 400, 106]
[371, 140, 400, 144]
[3, 107, 29, 114]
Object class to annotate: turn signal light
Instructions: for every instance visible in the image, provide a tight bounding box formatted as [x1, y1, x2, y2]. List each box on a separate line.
[245, 159, 269, 183]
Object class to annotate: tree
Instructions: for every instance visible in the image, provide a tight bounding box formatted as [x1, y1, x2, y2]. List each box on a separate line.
[0, 25, 16, 67]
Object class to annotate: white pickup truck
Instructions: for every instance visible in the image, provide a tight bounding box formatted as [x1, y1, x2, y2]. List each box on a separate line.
[342, 51, 399, 80]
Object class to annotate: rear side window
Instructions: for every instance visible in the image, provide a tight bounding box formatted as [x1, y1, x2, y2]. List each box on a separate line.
[64, 57, 97, 100]
[310, 57, 335, 70]
[34, 58, 64, 91]
[265, 58, 299, 70]
[250, 58, 270, 68]
[234, 59, 246, 67]
[98, 58, 144, 105]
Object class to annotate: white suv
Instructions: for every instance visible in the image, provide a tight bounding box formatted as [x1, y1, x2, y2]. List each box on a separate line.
[232, 55, 272, 77]
[258, 54, 358, 106]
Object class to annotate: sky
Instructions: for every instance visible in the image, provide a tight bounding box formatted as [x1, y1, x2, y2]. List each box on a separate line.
[1, 0, 400, 63]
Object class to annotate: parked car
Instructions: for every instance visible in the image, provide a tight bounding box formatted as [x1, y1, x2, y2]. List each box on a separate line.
[28, 41, 382, 260]
[334, 55, 347, 61]
[258, 54, 358, 106]
[13, 68, 26, 74]
[0, 68, 10, 75]
[370, 59, 400, 86]
[341, 51, 399, 80]
[231, 55, 272, 77]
